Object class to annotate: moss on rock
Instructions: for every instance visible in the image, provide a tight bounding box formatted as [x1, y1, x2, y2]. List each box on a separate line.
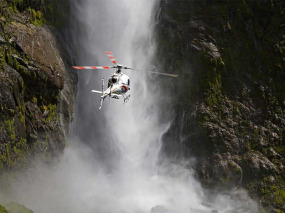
[0, 0, 75, 174]
[3, 202, 33, 213]
[157, 0, 285, 210]
[0, 205, 8, 213]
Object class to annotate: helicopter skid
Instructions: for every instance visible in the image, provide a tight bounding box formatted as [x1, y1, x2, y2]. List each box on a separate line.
[123, 94, 131, 103]
[111, 95, 120, 99]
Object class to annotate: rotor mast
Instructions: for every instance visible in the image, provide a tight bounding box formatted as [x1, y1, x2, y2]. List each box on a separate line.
[116, 65, 123, 74]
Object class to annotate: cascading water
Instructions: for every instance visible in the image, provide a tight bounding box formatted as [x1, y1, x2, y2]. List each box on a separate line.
[1, 0, 259, 212]
[70, 0, 208, 211]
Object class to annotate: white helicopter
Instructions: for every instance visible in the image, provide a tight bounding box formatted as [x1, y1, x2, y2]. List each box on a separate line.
[72, 51, 178, 109]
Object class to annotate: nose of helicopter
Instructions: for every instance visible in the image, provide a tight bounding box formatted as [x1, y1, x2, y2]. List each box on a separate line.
[122, 85, 128, 92]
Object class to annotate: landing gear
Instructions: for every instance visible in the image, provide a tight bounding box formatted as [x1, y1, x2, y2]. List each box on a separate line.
[112, 95, 120, 99]
[99, 78, 104, 109]
[123, 94, 131, 103]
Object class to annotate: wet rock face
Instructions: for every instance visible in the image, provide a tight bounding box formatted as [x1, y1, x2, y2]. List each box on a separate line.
[0, 3, 76, 171]
[4, 21, 65, 89]
[157, 0, 285, 210]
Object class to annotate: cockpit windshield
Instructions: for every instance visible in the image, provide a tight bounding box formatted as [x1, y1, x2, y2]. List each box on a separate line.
[119, 74, 130, 85]
[108, 73, 130, 87]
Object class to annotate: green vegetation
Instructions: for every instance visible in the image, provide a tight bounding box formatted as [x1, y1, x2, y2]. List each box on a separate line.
[27, 7, 44, 26]
[4, 119, 16, 142]
[0, 150, 7, 170]
[8, 0, 68, 27]
[0, 47, 6, 69]
[32, 97, 37, 104]
[0, 0, 68, 175]
[0, 205, 8, 213]
[157, 0, 285, 210]
[12, 137, 28, 167]
[0, 116, 28, 169]
[205, 70, 223, 109]
[0, 0, 69, 27]
[42, 103, 57, 122]
[3, 202, 33, 213]
[46, 104, 56, 122]
[247, 176, 285, 209]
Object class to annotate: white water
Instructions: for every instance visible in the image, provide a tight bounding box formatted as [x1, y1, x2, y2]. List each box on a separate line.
[0, 0, 259, 212]
[69, 0, 207, 212]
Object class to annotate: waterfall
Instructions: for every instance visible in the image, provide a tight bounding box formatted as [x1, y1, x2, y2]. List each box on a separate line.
[69, 0, 206, 212]
[2, 1, 259, 213]
[72, 0, 165, 171]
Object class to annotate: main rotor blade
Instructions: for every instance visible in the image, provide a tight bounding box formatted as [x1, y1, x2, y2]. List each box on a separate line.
[104, 51, 118, 65]
[125, 68, 178, 78]
[72, 66, 115, 70]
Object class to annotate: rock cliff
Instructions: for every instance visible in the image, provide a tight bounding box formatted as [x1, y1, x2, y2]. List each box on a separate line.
[157, 0, 284, 211]
[0, 0, 76, 172]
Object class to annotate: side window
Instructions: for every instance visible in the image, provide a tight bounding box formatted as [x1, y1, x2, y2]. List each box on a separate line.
[112, 77, 117, 83]
[128, 79, 130, 85]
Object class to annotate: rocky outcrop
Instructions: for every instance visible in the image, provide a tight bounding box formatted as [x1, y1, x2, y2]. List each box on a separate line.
[2, 202, 33, 213]
[0, 205, 8, 213]
[0, 1, 76, 171]
[157, 0, 285, 211]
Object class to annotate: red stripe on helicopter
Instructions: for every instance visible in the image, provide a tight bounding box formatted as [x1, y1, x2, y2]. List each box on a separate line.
[122, 85, 128, 91]
[103, 66, 109, 69]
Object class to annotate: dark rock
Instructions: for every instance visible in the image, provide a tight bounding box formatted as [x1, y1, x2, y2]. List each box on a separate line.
[200, 41, 220, 58]
[158, 0, 285, 210]
[0, 35, 5, 44]
[4, 22, 65, 89]
[0, 2, 76, 172]
[242, 151, 278, 178]
[11, 54, 29, 68]
[268, 148, 281, 159]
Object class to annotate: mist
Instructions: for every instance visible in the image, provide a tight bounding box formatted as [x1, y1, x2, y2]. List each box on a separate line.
[0, 0, 259, 212]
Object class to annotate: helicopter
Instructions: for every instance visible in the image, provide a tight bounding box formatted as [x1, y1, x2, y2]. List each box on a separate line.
[72, 51, 178, 109]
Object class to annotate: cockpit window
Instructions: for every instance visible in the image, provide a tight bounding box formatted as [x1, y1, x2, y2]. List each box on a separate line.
[111, 77, 117, 83]
[128, 79, 130, 85]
